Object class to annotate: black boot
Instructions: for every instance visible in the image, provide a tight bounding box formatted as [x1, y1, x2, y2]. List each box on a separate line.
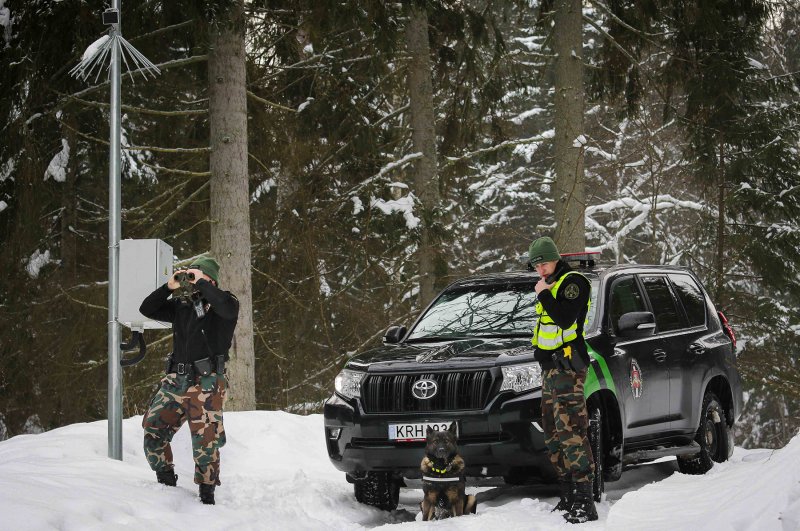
[552, 477, 574, 512]
[564, 481, 598, 524]
[156, 468, 177, 487]
[199, 483, 216, 505]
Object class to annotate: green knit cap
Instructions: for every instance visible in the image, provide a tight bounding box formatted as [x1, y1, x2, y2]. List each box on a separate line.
[189, 256, 220, 284]
[528, 237, 561, 266]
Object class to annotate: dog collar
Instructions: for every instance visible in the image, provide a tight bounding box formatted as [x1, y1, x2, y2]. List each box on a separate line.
[422, 475, 461, 483]
[430, 465, 449, 474]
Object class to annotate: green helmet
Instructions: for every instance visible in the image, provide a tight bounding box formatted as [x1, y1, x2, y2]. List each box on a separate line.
[528, 237, 560, 266]
[189, 256, 220, 284]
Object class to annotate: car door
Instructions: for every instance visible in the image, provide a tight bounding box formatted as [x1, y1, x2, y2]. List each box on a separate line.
[666, 273, 712, 433]
[638, 275, 692, 429]
[607, 274, 671, 437]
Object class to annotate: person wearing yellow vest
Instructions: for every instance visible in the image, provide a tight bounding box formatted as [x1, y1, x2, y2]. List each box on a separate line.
[529, 236, 598, 524]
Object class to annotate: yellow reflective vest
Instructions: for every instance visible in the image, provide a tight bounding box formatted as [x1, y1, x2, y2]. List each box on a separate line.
[531, 271, 591, 350]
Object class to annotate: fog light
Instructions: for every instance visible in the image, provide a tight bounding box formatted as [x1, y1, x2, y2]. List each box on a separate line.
[329, 428, 342, 440]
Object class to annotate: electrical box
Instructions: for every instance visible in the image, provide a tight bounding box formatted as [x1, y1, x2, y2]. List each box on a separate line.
[119, 239, 173, 330]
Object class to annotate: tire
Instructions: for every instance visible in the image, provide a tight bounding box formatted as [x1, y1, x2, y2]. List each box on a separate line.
[678, 391, 730, 475]
[587, 405, 605, 502]
[353, 471, 400, 511]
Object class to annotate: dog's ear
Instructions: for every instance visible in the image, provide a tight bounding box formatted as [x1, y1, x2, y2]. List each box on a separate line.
[426, 425, 434, 436]
[448, 422, 457, 435]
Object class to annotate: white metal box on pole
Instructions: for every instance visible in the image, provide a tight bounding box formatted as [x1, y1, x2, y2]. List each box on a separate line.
[119, 239, 173, 330]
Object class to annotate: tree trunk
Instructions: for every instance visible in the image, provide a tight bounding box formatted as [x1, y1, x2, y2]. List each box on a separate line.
[208, 0, 255, 411]
[552, 0, 586, 253]
[715, 141, 726, 301]
[405, 3, 440, 307]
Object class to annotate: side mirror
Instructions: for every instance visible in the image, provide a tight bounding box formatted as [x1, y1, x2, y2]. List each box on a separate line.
[617, 311, 656, 338]
[383, 325, 407, 344]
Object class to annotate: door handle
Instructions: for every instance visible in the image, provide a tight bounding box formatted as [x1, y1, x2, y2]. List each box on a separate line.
[652, 349, 667, 362]
[688, 342, 707, 356]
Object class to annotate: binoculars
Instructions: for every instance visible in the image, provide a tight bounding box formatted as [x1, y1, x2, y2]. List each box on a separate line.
[173, 271, 206, 318]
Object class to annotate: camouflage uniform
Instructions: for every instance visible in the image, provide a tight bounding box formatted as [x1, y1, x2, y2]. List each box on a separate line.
[139, 258, 238, 494]
[541, 368, 594, 483]
[142, 371, 227, 485]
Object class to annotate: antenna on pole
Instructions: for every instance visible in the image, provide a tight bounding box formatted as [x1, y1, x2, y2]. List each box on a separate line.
[69, 2, 160, 461]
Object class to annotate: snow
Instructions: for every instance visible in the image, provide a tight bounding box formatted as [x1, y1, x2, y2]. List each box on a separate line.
[298, 97, 314, 112]
[370, 194, 420, 229]
[44, 138, 70, 182]
[81, 34, 110, 62]
[1, 412, 798, 530]
[25, 249, 52, 278]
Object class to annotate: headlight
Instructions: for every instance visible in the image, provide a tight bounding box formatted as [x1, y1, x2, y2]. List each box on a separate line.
[334, 368, 365, 399]
[499, 363, 542, 393]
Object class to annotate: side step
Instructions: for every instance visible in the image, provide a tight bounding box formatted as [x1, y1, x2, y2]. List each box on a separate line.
[623, 442, 701, 464]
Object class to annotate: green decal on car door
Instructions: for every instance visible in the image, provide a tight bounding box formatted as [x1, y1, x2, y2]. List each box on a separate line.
[584, 343, 617, 397]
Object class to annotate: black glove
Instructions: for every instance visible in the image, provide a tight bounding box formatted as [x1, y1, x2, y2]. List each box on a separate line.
[551, 345, 587, 372]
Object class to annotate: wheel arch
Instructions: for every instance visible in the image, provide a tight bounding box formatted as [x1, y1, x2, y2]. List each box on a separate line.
[703, 374, 734, 427]
[588, 389, 623, 480]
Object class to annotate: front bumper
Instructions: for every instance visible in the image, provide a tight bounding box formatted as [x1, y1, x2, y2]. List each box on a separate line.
[323, 389, 553, 480]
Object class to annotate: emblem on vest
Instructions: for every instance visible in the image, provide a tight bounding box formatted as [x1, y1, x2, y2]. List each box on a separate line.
[563, 282, 580, 300]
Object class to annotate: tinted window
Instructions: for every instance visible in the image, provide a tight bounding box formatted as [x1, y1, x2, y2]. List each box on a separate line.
[609, 276, 646, 334]
[669, 274, 707, 327]
[641, 276, 684, 332]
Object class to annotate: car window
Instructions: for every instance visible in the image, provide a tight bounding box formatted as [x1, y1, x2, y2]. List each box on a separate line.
[641, 276, 684, 332]
[407, 284, 538, 339]
[669, 274, 707, 327]
[609, 276, 647, 334]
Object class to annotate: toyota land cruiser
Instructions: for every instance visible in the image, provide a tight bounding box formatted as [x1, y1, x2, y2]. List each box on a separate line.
[323, 256, 743, 510]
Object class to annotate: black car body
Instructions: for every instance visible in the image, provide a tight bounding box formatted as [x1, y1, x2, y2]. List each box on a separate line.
[324, 260, 743, 510]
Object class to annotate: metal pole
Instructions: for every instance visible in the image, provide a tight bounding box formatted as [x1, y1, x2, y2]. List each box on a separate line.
[108, 0, 123, 460]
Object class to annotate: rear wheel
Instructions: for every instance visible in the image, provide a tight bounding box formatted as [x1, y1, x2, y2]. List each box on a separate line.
[678, 391, 730, 475]
[353, 471, 400, 511]
[587, 405, 605, 502]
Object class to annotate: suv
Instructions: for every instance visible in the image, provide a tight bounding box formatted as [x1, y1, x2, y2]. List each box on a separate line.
[323, 257, 743, 510]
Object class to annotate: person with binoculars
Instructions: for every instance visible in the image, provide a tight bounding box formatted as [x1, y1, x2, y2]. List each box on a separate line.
[138, 256, 239, 505]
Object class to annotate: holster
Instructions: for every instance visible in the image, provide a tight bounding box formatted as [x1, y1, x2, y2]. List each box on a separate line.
[192, 357, 214, 377]
[551, 345, 587, 372]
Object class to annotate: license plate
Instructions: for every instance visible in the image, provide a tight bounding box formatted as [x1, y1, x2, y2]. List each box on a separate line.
[388, 421, 457, 442]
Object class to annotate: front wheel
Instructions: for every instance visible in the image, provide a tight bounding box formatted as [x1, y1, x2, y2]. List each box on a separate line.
[587, 404, 605, 502]
[678, 391, 730, 475]
[353, 471, 400, 511]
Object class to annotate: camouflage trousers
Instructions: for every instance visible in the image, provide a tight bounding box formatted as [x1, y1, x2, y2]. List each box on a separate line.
[142, 372, 227, 485]
[541, 368, 595, 484]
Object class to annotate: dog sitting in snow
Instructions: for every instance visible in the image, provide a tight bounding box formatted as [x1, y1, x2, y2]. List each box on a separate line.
[419, 423, 477, 520]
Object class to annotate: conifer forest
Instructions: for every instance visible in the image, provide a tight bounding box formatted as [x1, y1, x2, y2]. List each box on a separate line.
[0, 1, 798, 448]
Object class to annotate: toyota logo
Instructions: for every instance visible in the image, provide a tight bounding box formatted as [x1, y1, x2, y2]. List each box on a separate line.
[412, 379, 438, 400]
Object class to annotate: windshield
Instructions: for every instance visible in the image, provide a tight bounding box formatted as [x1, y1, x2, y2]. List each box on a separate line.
[406, 279, 599, 340]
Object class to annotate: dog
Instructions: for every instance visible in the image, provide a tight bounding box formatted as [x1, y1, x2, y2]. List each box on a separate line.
[419, 423, 477, 520]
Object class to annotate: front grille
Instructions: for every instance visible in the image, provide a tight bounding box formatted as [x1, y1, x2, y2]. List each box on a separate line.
[362, 371, 493, 413]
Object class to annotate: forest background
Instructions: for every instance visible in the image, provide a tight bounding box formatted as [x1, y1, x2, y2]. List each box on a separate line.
[0, 0, 798, 450]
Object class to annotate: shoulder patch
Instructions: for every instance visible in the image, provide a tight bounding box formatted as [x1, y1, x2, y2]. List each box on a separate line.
[563, 282, 580, 300]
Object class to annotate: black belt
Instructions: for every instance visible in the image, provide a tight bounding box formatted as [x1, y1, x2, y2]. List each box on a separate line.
[170, 362, 195, 376]
[168, 357, 225, 376]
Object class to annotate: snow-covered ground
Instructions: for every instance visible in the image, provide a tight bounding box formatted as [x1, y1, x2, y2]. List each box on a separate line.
[0, 411, 798, 530]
